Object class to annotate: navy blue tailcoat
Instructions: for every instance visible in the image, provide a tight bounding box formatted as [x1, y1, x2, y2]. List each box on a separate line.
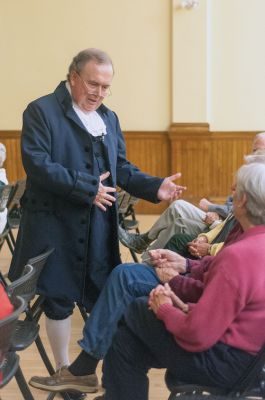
[9, 82, 162, 305]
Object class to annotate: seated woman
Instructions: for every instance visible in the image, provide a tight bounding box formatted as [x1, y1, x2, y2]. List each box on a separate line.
[98, 161, 265, 400]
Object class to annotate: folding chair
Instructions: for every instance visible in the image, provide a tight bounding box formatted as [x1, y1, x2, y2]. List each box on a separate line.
[0, 295, 36, 400]
[166, 342, 265, 399]
[5, 249, 55, 374]
[6, 179, 26, 251]
[0, 183, 15, 254]
[117, 188, 139, 232]
[117, 188, 140, 262]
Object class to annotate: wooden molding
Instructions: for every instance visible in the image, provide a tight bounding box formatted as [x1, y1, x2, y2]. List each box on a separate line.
[169, 122, 210, 137]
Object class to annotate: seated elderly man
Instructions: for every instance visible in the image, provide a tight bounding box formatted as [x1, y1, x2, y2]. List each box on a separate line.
[119, 196, 231, 254]
[165, 212, 236, 259]
[98, 161, 265, 400]
[29, 158, 263, 396]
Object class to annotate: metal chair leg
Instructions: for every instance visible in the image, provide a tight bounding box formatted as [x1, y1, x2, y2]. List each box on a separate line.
[77, 303, 88, 322]
[15, 365, 35, 400]
[35, 335, 55, 376]
[130, 249, 139, 263]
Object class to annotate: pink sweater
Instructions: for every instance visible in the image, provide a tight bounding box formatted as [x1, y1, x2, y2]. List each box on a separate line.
[157, 225, 265, 354]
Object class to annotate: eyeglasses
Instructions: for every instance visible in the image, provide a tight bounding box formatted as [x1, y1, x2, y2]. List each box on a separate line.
[77, 72, 111, 98]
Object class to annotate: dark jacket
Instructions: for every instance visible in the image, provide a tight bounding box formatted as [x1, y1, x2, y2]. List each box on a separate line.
[9, 81, 162, 304]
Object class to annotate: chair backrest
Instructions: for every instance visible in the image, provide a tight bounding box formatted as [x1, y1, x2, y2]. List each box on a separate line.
[117, 189, 139, 215]
[0, 184, 14, 213]
[27, 248, 54, 275]
[6, 248, 54, 304]
[7, 179, 26, 212]
[0, 296, 25, 361]
[6, 265, 36, 304]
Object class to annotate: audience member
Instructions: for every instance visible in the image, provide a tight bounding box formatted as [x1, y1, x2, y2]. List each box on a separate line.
[119, 197, 230, 254]
[165, 212, 236, 258]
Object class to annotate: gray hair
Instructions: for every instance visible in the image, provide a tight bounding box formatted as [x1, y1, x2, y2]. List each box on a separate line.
[67, 48, 113, 80]
[0, 143, 6, 167]
[236, 162, 265, 225]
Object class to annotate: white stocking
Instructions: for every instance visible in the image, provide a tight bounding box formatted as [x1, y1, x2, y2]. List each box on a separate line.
[45, 315, 71, 370]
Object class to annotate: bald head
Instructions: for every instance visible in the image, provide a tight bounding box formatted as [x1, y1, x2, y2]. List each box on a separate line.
[252, 132, 265, 153]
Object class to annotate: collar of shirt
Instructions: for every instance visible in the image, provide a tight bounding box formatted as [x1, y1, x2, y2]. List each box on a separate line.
[65, 82, 107, 137]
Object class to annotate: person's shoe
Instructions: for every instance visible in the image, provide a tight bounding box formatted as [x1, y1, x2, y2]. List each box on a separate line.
[29, 366, 98, 393]
[118, 226, 151, 253]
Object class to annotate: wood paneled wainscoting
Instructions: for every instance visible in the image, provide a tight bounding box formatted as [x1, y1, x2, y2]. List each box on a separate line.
[0, 127, 258, 214]
[126, 124, 257, 214]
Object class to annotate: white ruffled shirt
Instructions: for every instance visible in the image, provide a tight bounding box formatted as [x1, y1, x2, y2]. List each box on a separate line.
[66, 82, 107, 138]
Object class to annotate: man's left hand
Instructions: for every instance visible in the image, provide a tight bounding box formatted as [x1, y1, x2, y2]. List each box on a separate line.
[157, 172, 186, 202]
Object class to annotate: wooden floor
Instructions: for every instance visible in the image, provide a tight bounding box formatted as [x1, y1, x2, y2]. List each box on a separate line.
[0, 215, 170, 400]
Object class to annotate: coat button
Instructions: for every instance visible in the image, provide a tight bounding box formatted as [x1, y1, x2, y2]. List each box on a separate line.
[92, 179, 97, 185]
[88, 191, 94, 197]
[78, 238, 85, 244]
[84, 145, 90, 152]
[85, 163, 91, 169]
[77, 256, 83, 262]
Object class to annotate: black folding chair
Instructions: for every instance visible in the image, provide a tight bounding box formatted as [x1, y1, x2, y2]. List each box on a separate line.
[117, 188, 140, 262]
[118, 188, 139, 232]
[0, 295, 36, 400]
[166, 343, 265, 399]
[0, 183, 15, 254]
[6, 249, 55, 373]
[6, 179, 26, 251]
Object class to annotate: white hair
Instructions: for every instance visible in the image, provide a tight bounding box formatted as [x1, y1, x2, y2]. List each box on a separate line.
[236, 163, 265, 225]
[0, 143, 6, 167]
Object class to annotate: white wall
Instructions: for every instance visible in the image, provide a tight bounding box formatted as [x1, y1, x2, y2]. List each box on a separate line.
[209, 0, 265, 130]
[172, 0, 265, 131]
[0, 0, 171, 130]
[172, 0, 208, 123]
[1, 0, 265, 132]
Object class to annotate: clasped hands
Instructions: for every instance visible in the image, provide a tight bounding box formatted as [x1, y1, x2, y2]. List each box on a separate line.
[147, 249, 188, 314]
[149, 283, 189, 315]
[187, 236, 210, 258]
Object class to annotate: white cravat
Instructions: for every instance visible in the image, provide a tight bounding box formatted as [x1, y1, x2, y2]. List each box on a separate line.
[66, 82, 107, 137]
